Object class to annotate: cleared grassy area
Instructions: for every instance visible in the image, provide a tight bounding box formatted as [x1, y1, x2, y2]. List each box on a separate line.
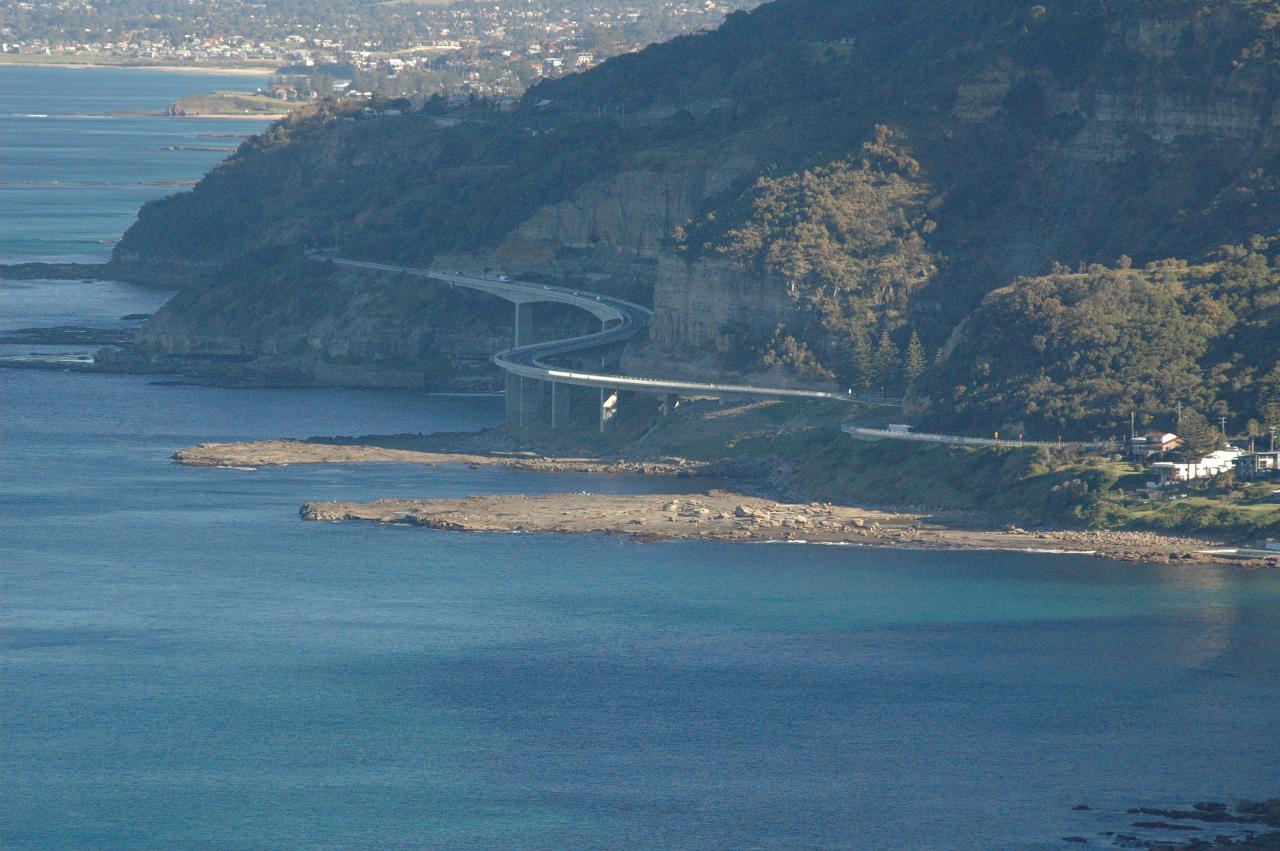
[170, 91, 291, 116]
[643, 407, 1280, 537]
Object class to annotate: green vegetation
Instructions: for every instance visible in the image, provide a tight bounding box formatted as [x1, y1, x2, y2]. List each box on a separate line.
[679, 127, 940, 386]
[168, 92, 290, 117]
[914, 249, 1280, 437]
[110, 0, 1280, 472]
[129, 256, 508, 388]
[591, 397, 1280, 538]
[115, 102, 645, 299]
[747, 428, 1280, 536]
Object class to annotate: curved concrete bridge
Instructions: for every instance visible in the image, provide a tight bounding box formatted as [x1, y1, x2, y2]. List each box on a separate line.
[333, 257, 893, 429]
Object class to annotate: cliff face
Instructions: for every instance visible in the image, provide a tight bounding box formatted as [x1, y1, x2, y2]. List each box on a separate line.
[954, 71, 1273, 160]
[619, 253, 795, 380]
[485, 156, 760, 298]
[108, 0, 1280, 396]
[101, 263, 511, 389]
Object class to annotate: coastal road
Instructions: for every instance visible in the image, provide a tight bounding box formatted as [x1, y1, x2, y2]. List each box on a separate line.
[332, 257, 896, 406]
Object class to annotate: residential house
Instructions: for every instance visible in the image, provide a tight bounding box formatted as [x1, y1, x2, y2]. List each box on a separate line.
[1128, 431, 1180, 459]
[1151, 448, 1245, 485]
[1233, 449, 1280, 481]
[268, 82, 299, 100]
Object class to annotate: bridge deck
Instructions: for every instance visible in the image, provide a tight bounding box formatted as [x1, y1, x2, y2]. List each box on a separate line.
[332, 257, 895, 406]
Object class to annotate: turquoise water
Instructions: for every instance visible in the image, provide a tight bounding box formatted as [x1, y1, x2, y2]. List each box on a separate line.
[3, 69, 1280, 849]
[5, 357, 1280, 849]
[0, 65, 270, 263]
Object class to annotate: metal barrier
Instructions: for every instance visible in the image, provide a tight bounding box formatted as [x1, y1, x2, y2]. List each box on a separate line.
[841, 424, 1106, 450]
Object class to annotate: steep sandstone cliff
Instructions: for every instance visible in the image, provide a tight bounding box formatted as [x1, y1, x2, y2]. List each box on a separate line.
[101, 264, 511, 389]
[105, 0, 1280, 396]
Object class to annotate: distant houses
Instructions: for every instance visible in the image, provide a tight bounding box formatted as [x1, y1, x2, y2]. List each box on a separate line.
[1141, 443, 1278, 487]
[1124, 425, 1280, 487]
[1151, 448, 1245, 486]
[1235, 449, 1280, 482]
[1127, 431, 1179, 459]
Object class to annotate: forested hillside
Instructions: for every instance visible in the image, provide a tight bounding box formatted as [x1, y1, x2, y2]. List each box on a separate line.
[111, 0, 1280, 433]
[914, 248, 1280, 436]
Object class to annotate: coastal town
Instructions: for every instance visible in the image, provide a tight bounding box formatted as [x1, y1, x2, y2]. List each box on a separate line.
[6, 1, 1280, 846]
[0, 0, 751, 98]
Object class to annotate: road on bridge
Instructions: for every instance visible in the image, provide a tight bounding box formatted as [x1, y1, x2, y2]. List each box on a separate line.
[331, 257, 899, 408]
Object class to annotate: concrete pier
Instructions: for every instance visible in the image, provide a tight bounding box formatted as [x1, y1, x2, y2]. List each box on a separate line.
[505, 302, 540, 427]
[551, 382, 571, 429]
[514, 301, 534, 347]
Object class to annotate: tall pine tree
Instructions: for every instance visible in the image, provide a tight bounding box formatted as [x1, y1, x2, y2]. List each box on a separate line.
[1261, 397, 1280, 451]
[850, 327, 874, 391]
[1177, 409, 1221, 459]
[873, 331, 901, 394]
[904, 331, 927, 385]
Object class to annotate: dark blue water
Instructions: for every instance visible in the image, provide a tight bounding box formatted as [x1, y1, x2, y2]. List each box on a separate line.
[0, 277, 175, 365]
[0, 65, 270, 263]
[3, 70, 1280, 850]
[5, 364, 1280, 849]
[3, 290, 1279, 850]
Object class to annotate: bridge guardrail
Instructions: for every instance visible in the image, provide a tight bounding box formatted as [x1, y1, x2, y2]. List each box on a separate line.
[333, 255, 900, 406]
[842, 424, 1106, 450]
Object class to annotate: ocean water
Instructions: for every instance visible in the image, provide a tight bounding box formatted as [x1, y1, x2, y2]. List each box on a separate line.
[3, 69, 1280, 850]
[0, 276, 175, 365]
[0, 65, 270, 263]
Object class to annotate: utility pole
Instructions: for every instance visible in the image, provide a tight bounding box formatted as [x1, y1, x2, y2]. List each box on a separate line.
[1219, 415, 1228, 441]
[1176, 401, 1182, 427]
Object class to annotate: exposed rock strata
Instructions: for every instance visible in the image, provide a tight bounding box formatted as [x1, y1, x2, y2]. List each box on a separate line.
[104, 3, 1280, 389]
[104, 267, 510, 389]
[174, 439, 715, 477]
[298, 491, 1256, 566]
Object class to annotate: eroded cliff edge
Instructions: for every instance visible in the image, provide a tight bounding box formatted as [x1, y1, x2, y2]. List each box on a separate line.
[103, 0, 1280, 396]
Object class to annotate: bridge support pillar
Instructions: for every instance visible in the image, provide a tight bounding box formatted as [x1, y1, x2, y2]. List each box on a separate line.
[661, 393, 677, 417]
[514, 302, 534, 347]
[551, 382, 571, 429]
[520, 378, 545, 427]
[505, 374, 545, 428]
[505, 373, 521, 426]
[599, 388, 619, 433]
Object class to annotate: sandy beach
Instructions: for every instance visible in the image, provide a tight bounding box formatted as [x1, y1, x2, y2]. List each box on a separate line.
[168, 112, 289, 120]
[0, 59, 276, 76]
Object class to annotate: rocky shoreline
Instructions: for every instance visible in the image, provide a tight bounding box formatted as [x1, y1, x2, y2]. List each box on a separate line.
[174, 439, 714, 476]
[1119, 799, 1280, 849]
[298, 491, 1247, 563]
[177, 439, 1277, 567]
[0, 262, 113, 280]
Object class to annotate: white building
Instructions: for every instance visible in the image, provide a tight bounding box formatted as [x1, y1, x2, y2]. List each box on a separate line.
[1151, 448, 1245, 485]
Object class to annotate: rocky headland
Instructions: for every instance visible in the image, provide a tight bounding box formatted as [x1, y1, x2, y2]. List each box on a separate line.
[171, 437, 1274, 567]
[175, 438, 713, 477]
[298, 490, 1250, 565]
